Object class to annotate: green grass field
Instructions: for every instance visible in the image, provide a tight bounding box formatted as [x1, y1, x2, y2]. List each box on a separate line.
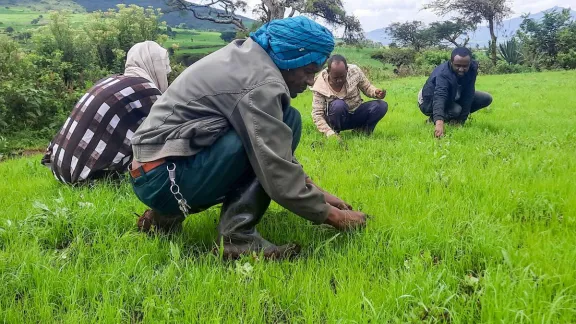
[0, 7, 87, 33]
[164, 29, 227, 55]
[0, 0, 83, 12]
[0, 7, 225, 55]
[332, 46, 385, 69]
[0, 7, 47, 32]
[1, 71, 575, 322]
[331, 46, 395, 80]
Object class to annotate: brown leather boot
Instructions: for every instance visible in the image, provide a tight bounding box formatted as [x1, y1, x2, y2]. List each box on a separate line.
[215, 178, 300, 260]
[137, 209, 185, 234]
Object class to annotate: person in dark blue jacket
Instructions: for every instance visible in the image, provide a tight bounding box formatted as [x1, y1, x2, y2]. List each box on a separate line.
[418, 47, 493, 138]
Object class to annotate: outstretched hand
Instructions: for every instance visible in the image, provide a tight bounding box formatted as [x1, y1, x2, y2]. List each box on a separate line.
[375, 89, 386, 99]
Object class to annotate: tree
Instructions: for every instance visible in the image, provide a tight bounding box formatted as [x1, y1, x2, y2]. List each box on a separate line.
[166, 0, 363, 44]
[220, 30, 237, 42]
[34, 11, 97, 85]
[518, 8, 573, 60]
[371, 47, 416, 70]
[167, 25, 177, 39]
[5, 26, 14, 33]
[300, 0, 363, 44]
[385, 21, 435, 52]
[428, 19, 476, 47]
[423, 0, 512, 65]
[12, 31, 32, 43]
[83, 5, 166, 71]
[165, 0, 249, 31]
[558, 22, 576, 55]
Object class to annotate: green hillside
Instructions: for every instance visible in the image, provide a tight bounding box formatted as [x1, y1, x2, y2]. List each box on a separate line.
[0, 0, 84, 12]
[0, 0, 253, 31]
[0, 7, 87, 32]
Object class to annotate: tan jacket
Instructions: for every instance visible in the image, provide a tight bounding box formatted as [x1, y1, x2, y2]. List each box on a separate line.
[310, 65, 378, 136]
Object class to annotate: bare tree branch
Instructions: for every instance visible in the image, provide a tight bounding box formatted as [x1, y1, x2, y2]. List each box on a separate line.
[167, 0, 364, 44]
[165, 0, 248, 31]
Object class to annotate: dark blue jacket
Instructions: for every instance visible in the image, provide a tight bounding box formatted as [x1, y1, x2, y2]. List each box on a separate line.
[421, 60, 478, 123]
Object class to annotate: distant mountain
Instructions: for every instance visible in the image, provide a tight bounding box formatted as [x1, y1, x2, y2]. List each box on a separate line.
[366, 7, 576, 47]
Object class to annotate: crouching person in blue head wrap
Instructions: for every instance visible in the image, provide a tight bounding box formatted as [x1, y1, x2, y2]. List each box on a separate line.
[129, 16, 367, 259]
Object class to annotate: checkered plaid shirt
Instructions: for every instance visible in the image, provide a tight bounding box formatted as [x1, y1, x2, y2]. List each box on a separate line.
[41, 75, 162, 183]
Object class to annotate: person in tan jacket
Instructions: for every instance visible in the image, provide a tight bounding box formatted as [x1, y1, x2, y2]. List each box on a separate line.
[311, 55, 388, 138]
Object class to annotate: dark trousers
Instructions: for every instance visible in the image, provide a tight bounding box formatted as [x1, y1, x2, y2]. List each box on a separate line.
[327, 99, 388, 134]
[131, 106, 302, 216]
[420, 91, 493, 121]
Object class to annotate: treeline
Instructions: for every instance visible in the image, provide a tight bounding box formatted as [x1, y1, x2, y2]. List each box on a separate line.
[371, 8, 576, 75]
[0, 5, 184, 137]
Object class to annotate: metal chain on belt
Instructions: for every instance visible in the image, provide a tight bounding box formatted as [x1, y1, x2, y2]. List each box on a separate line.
[167, 163, 191, 218]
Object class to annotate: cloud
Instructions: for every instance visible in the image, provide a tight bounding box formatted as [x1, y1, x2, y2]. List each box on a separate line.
[343, 0, 576, 31]
[237, 0, 576, 32]
[353, 9, 382, 18]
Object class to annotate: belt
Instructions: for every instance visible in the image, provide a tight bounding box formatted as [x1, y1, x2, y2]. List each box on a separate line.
[129, 158, 166, 179]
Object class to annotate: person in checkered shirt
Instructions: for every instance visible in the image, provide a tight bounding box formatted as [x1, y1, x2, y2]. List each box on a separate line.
[41, 41, 171, 184]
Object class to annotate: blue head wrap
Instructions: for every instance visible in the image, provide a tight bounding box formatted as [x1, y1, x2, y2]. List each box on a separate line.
[250, 16, 335, 70]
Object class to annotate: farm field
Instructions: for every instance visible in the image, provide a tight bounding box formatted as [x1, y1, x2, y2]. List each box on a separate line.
[164, 28, 227, 54]
[0, 7, 87, 32]
[1, 71, 575, 322]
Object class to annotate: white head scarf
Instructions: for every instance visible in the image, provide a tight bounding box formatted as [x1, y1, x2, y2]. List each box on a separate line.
[124, 41, 171, 93]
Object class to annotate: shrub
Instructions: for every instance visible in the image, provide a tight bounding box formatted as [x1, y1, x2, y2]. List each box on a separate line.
[168, 62, 186, 83]
[413, 64, 436, 76]
[0, 36, 80, 135]
[475, 54, 495, 75]
[498, 39, 523, 65]
[493, 61, 533, 74]
[83, 5, 166, 72]
[34, 12, 99, 86]
[371, 48, 416, 68]
[416, 49, 450, 66]
[557, 49, 576, 69]
[220, 31, 236, 43]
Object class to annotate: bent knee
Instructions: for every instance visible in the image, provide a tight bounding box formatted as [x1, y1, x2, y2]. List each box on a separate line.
[374, 100, 389, 117]
[329, 99, 349, 113]
[486, 94, 493, 106]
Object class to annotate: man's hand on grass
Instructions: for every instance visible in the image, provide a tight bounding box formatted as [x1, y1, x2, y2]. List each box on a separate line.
[435, 120, 445, 138]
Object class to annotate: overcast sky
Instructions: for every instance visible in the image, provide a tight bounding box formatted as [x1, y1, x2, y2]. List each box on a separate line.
[242, 0, 576, 32]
